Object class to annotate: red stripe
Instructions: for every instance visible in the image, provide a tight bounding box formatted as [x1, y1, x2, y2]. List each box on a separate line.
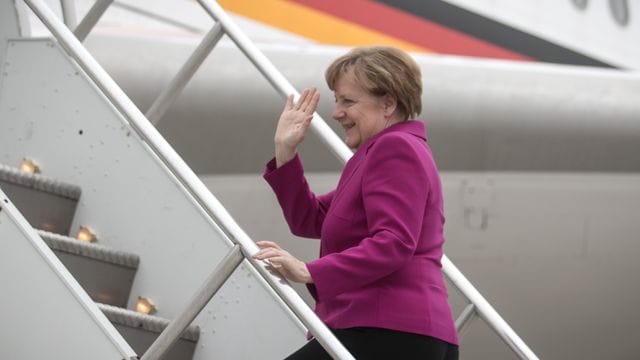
[292, 0, 532, 61]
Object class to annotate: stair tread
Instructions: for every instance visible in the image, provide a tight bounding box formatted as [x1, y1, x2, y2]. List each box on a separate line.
[0, 163, 81, 200]
[97, 303, 200, 343]
[38, 230, 140, 269]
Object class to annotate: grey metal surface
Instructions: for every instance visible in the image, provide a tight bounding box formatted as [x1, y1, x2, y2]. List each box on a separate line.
[0, 179, 78, 234]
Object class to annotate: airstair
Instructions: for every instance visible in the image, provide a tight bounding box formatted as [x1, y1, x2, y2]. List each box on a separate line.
[0, 1, 538, 359]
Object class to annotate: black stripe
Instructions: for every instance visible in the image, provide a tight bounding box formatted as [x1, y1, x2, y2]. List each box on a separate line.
[376, 0, 615, 68]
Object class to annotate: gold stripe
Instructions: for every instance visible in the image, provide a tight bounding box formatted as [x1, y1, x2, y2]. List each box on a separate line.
[218, 0, 431, 53]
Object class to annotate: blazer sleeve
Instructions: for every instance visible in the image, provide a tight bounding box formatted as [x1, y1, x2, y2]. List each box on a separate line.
[306, 134, 431, 300]
[263, 154, 334, 238]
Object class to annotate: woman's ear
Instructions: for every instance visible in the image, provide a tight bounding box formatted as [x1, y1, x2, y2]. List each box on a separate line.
[382, 94, 398, 117]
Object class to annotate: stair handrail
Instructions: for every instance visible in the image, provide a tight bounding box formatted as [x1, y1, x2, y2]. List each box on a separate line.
[24, 0, 354, 359]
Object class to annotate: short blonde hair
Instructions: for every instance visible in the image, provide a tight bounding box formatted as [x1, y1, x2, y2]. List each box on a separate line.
[325, 46, 422, 120]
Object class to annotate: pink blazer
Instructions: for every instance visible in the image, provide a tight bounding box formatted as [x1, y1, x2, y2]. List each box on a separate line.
[264, 120, 459, 345]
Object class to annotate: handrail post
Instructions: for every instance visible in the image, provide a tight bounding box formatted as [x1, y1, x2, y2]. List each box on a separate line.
[443, 255, 539, 359]
[146, 22, 224, 124]
[73, 0, 113, 42]
[141, 245, 244, 360]
[455, 303, 477, 338]
[60, 0, 77, 29]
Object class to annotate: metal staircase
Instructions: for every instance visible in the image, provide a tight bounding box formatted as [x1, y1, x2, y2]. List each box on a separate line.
[0, 165, 200, 359]
[1, 0, 539, 359]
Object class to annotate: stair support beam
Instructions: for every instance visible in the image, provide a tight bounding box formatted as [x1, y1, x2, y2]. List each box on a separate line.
[141, 245, 243, 360]
[454, 303, 477, 339]
[145, 22, 224, 124]
[60, 0, 77, 29]
[73, 0, 113, 42]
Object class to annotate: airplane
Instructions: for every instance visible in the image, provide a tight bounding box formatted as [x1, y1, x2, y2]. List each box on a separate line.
[1, 0, 639, 359]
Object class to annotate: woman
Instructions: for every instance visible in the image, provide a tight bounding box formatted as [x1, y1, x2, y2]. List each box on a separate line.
[254, 46, 459, 359]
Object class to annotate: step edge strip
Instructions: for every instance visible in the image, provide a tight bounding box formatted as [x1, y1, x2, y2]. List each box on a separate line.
[38, 230, 140, 269]
[97, 303, 200, 342]
[0, 163, 82, 200]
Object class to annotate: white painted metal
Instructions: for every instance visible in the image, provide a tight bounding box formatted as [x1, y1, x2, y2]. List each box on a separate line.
[146, 22, 224, 124]
[0, 187, 137, 359]
[73, 0, 113, 41]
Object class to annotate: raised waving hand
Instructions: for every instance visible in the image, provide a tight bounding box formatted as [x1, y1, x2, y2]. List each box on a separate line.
[274, 87, 320, 167]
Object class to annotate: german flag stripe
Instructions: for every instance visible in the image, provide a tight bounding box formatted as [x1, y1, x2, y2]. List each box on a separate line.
[376, 0, 613, 67]
[218, 0, 613, 67]
[218, 0, 432, 52]
[293, 0, 532, 61]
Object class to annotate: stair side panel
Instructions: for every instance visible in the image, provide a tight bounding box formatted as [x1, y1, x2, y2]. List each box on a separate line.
[0, 188, 136, 359]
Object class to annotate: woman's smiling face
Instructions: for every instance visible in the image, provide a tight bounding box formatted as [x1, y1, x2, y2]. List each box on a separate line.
[331, 71, 392, 149]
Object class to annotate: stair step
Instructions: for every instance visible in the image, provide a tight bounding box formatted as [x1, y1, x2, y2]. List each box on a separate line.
[98, 303, 200, 360]
[0, 163, 81, 234]
[38, 230, 139, 307]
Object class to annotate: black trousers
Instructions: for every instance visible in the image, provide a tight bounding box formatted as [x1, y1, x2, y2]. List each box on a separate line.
[285, 327, 459, 360]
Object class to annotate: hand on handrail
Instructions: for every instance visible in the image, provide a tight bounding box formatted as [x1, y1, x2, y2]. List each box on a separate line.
[253, 241, 313, 284]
